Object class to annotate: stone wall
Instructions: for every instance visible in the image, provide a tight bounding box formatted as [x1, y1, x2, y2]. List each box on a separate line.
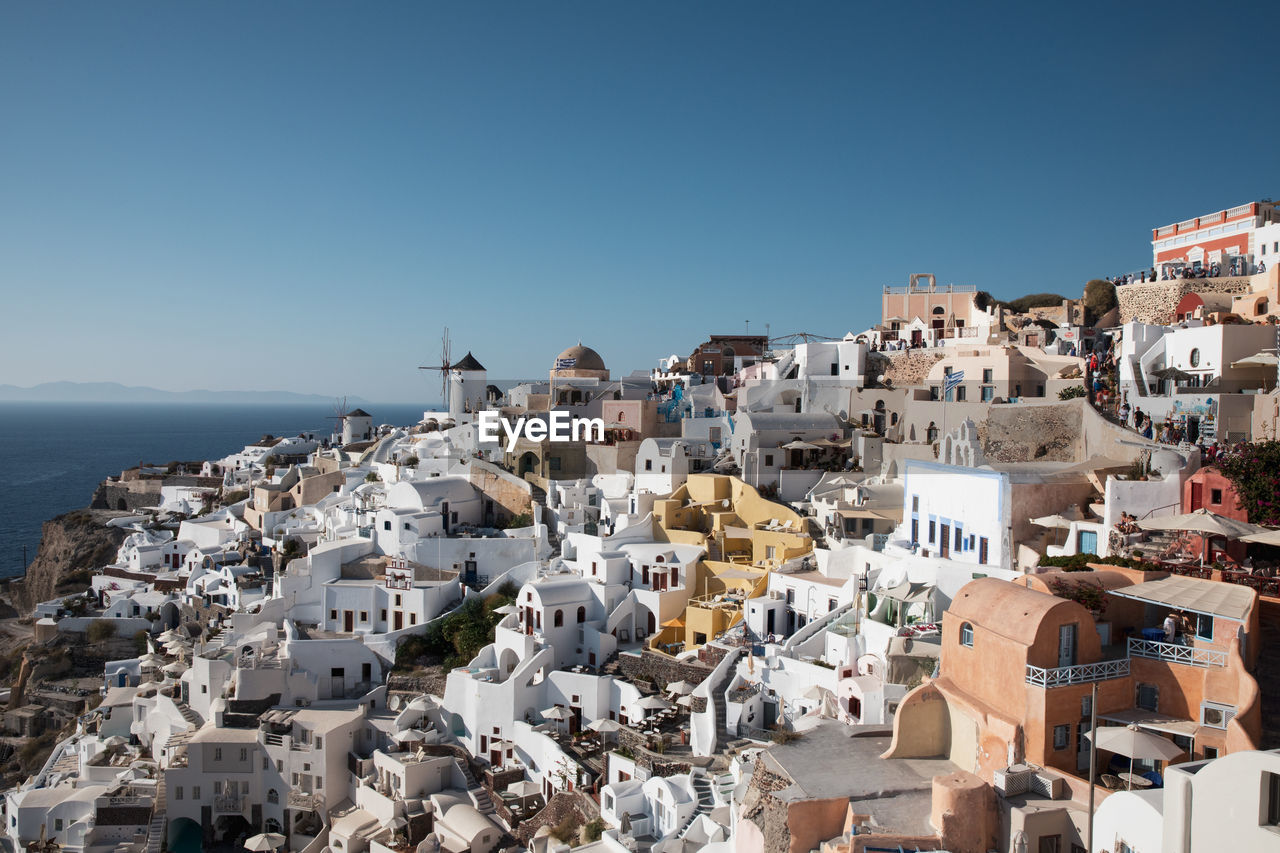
[1116, 277, 1254, 325]
[468, 459, 533, 523]
[615, 649, 711, 690]
[869, 351, 945, 388]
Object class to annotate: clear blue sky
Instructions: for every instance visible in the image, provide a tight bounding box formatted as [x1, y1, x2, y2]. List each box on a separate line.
[2, 1, 1278, 402]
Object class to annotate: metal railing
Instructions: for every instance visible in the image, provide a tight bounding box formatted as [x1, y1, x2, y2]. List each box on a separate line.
[1127, 638, 1227, 668]
[1025, 658, 1130, 687]
[213, 794, 243, 814]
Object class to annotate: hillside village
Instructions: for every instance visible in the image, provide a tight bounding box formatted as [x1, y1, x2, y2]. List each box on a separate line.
[8, 199, 1280, 853]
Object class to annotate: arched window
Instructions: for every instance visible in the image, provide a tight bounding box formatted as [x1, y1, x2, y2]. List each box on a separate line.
[932, 306, 945, 315]
[265, 818, 282, 834]
[267, 789, 279, 804]
[576, 606, 586, 623]
[1189, 348, 1201, 367]
[553, 610, 564, 627]
[960, 622, 974, 647]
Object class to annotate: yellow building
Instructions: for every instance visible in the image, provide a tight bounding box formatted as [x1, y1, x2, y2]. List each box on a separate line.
[650, 474, 813, 653]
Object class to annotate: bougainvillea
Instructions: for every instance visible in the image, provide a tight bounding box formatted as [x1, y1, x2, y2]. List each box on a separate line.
[1215, 441, 1280, 526]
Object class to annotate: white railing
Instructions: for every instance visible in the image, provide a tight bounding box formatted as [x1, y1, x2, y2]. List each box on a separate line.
[1127, 638, 1227, 668]
[1025, 658, 1130, 687]
[1227, 203, 1255, 219]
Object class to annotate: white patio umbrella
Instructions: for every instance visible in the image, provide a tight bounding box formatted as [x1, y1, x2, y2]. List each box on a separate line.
[781, 440, 822, 451]
[1085, 724, 1184, 789]
[243, 832, 287, 851]
[394, 728, 427, 743]
[1136, 508, 1266, 564]
[162, 661, 188, 675]
[676, 695, 693, 708]
[385, 816, 408, 830]
[493, 604, 520, 615]
[635, 695, 672, 711]
[1231, 351, 1279, 369]
[541, 706, 572, 721]
[1242, 528, 1280, 547]
[588, 718, 622, 734]
[103, 735, 129, 747]
[666, 680, 697, 696]
[506, 779, 540, 801]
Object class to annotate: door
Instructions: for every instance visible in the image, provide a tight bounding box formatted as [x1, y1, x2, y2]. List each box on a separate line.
[441, 502, 450, 533]
[911, 329, 923, 347]
[343, 610, 354, 632]
[1058, 624, 1077, 668]
[766, 608, 776, 635]
[1190, 482, 1203, 511]
[330, 667, 345, 697]
[940, 524, 951, 558]
[393, 611, 403, 631]
[1078, 530, 1097, 555]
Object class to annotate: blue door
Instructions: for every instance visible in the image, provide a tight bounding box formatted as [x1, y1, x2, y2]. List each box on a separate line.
[1078, 530, 1098, 555]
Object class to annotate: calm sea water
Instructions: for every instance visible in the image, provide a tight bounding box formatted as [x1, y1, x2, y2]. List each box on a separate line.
[0, 402, 430, 579]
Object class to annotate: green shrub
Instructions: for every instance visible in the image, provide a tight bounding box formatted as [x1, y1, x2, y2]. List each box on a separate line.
[87, 620, 117, 643]
[583, 818, 606, 843]
[1058, 385, 1087, 400]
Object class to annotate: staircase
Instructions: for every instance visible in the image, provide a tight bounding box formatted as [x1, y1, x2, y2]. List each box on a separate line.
[175, 701, 203, 728]
[675, 773, 716, 837]
[456, 757, 496, 816]
[145, 777, 166, 853]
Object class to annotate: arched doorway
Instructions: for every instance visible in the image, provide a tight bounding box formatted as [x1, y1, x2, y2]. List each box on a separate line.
[168, 818, 203, 853]
[519, 452, 539, 476]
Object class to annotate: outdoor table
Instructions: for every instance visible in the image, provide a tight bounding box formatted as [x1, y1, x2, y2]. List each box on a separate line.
[1119, 772, 1153, 789]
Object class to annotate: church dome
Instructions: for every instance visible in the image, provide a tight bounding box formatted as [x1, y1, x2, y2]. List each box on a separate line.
[553, 344, 607, 373]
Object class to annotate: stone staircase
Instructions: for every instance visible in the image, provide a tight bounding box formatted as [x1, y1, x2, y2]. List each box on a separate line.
[145, 777, 166, 853]
[456, 757, 496, 816]
[674, 773, 716, 837]
[175, 700, 203, 728]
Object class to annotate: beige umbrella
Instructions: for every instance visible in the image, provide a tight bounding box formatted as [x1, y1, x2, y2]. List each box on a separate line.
[394, 728, 427, 743]
[781, 440, 821, 451]
[588, 718, 622, 734]
[1137, 508, 1266, 564]
[542, 706, 572, 721]
[1242, 528, 1280, 547]
[636, 695, 672, 711]
[666, 680, 697, 696]
[1231, 351, 1279, 369]
[1085, 724, 1184, 789]
[1030, 514, 1075, 529]
[676, 695, 693, 708]
[243, 832, 287, 852]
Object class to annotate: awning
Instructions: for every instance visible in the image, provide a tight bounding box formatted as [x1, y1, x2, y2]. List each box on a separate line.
[876, 580, 935, 605]
[1108, 575, 1254, 622]
[1098, 708, 1199, 738]
[662, 617, 686, 629]
[836, 508, 902, 522]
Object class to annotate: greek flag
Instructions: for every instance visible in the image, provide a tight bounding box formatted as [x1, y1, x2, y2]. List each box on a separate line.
[944, 370, 965, 395]
[554, 357, 577, 369]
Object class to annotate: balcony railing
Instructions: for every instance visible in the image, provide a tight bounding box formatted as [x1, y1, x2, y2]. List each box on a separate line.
[287, 790, 324, 811]
[1026, 658, 1130, 687]
[214, 794, 244, 814]
[1127, 638, 1227, 668]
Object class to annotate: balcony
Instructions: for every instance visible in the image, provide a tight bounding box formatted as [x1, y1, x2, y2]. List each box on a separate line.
[214, 794, 244, 814]
[287, 790, 324, 812]
[1127, 638, 1227, 668]
[1025, 658, 1130, 687]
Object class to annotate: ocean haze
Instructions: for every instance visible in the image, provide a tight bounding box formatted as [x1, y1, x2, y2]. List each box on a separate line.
[0, 401, 431, 580]
[0, 381, 374, 405]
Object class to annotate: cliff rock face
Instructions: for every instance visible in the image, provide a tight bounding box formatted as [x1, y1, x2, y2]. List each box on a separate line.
[6, 510, 128, 614]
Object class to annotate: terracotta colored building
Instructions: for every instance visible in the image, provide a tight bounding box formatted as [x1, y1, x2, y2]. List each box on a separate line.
[685, 334, 768, 376]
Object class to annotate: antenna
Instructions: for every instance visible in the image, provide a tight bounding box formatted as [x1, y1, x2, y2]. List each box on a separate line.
[417, 328, 452, 402]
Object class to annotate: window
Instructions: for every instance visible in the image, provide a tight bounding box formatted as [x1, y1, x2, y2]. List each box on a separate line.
[1201, 702, 1236, 729]
[577, 606, 586, 623]
[380, 609, 387, 622]
[1203, 746, 1219, 760]
[315, 736, 322, 749]
[1081, 695, 1093, 719]
[764, 454, 774, 466]
[1137, 683, 1159, 711]
[174, 786, 184, 800]
[1190, 348, 1201, 367]
[214, 781, 222, 795]
[981, 386, 994, 402]
[912, 495, 919, 512]
[359, 611, 367, 623]
[553, 610, 564, 627]
[1266, 772, 1280, 827]
[383, 520, 391, 531]
[1039, 836, 1061, 853]
[404, 522, 410, 530]
[410, 613, 417, 625]
[239, 747, 248, 761]
[960, 622, 974, 647]
[192, 786, 200, 800]
[911, 518, 919, 543]
[1195, 613, 1214, 641]
[943, 366, 953, 376]
[330, 609, 338, 621]
[954, 527, 963, 552]
[268, 789, 279, 804]
[955, 386, 966, 401]
[928, 520, 936, 544]
[645, 459, 652, 471]
[214, 748, 222, 761]
[1053, 724, 1070, 750]
[982, 368, 993, 383]
[55, 819, 62, 832]
[1210, 488, 1223, 505]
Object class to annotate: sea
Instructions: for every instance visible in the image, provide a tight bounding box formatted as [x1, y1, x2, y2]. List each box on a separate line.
[0, 402, 432, 580]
